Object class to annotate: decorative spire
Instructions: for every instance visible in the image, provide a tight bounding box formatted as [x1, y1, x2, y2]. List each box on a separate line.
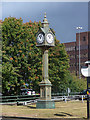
[42, 12, 49, 28]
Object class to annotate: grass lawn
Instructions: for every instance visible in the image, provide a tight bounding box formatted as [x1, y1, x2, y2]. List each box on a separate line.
[1, 100, 87, 119]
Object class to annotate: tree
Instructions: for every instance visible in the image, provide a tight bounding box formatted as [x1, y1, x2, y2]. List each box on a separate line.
[2, 17, 42, 95]
[2, 17, 24, 95]
[2, 62, 21, 95]
[49, 39, 70, 93]
[69, 74, 87, 92]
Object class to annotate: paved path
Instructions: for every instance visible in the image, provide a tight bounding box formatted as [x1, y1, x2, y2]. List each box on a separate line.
[1, 116, 86, 120]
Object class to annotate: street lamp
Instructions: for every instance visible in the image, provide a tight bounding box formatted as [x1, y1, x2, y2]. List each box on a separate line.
[76, 26, 83, 79]
[81, 61, 90, 119]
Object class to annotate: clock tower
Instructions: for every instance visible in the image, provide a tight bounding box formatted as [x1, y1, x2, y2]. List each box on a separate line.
[36, 13, 55, 109]
[36, 12, 55, 47]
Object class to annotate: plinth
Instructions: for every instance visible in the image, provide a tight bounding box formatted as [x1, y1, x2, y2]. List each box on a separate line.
[36, 80, 55, 109]
[36, 100, 55, 109]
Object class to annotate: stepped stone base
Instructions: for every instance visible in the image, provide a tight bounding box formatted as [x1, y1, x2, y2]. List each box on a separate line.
[36, 100, 55, 109]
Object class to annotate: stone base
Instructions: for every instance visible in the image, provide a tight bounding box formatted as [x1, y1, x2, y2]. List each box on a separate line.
[36, 100, 55, 109]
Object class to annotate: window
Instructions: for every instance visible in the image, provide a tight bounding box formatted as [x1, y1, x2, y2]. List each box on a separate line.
[83, 36, 86, 41]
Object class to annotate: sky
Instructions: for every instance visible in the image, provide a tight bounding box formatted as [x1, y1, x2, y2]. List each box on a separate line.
[1, 1, 88, 43]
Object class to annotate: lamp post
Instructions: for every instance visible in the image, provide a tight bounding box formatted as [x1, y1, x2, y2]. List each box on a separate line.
[81, 61, 90, 119]
[76, 27, 82, 79]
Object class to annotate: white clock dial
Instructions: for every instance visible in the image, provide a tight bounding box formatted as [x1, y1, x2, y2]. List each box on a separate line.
[46, 33, 54, 44]
[37, 33, 44, 43]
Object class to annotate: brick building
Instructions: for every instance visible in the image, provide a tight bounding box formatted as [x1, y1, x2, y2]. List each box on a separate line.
[64, 31, 90, 76]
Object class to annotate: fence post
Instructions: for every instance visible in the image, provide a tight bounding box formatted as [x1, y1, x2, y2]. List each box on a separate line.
[64, 96, 67, 103]
[23, 101, 27, 105]
[82, 95, 84, 103]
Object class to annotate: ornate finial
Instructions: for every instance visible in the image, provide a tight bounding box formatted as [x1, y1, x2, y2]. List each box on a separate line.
[43, 12, 48, 23]
[44, 12, 46, 18]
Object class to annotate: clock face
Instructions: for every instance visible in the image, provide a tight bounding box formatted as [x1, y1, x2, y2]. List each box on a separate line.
[37, 33, 44, 44]
[46, 33, 54, 44]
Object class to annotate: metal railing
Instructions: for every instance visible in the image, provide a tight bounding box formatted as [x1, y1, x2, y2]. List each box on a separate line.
[52, 94, 87, 103]
[0, 93, 87, 104]
[0, 94, 40, 104]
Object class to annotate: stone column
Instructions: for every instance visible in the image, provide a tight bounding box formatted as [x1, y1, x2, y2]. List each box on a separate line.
[36, 47, 55, 109]
[40, 47, 51, 101]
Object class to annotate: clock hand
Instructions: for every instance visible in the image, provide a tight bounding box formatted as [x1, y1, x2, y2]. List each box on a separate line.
[39, 35, 42, 39]
[48, 35, 51, 39]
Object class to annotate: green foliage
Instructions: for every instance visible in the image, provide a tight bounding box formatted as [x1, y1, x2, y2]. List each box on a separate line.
[2, 62, 21, 95]
[49, 39, 70, 92]
[69, 74, 87, 92]
[2, 17, 42, 95]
